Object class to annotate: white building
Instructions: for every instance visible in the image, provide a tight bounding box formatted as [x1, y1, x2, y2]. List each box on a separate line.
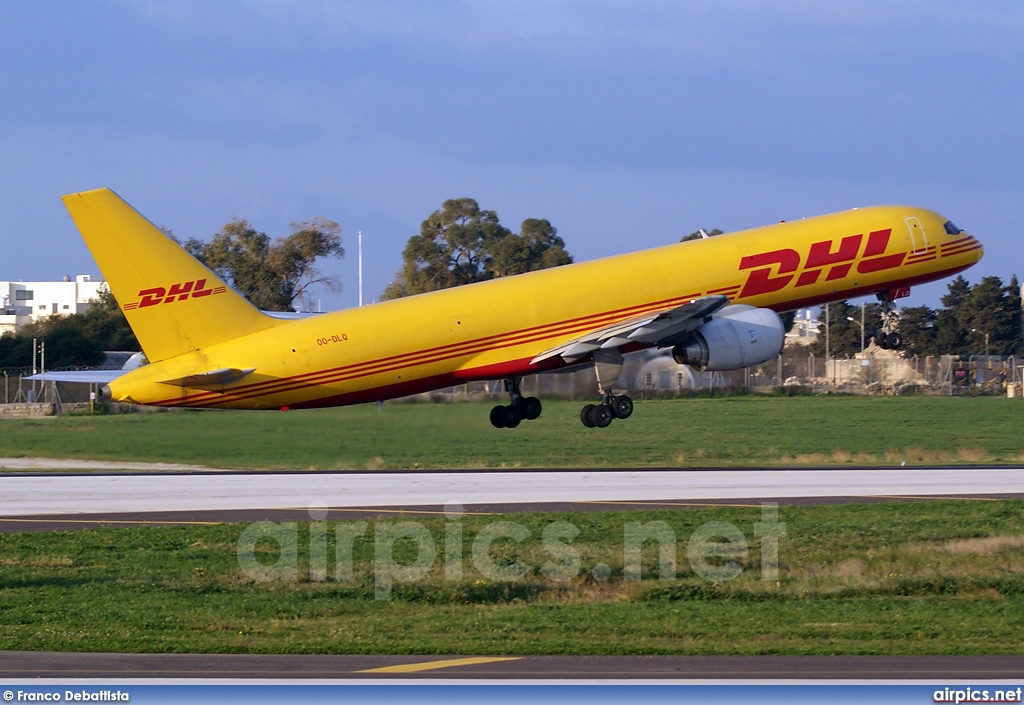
[0, 275, 106, 335]
[785, 308, 819, 346]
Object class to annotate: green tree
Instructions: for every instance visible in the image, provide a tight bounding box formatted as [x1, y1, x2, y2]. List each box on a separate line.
[877, 275, 1023, 358]
[0, 333, 32, 369]
[896, 305, 938, 357]
[921, 275, 1022, 357]
[0, 287, 138, 369]
[183, 217, 343, 311]
[489, 218, 572, 278]
[778, 310, 797, 334]
[933, 275, 971, 353]
[957, 276, 1022, 356]
[381, 198, 572, 299]
[6, 315, 104, 369]
[79, 287, 138, 351]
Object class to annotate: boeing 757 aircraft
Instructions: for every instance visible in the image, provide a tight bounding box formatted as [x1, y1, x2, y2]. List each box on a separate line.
[34, 189, 982, 428]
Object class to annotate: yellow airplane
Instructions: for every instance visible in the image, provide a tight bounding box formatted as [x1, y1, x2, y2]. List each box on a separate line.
[34, 188, 983, 428]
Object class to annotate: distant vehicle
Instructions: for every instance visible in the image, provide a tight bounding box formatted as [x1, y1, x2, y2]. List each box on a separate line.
[34, 189, 982, 428]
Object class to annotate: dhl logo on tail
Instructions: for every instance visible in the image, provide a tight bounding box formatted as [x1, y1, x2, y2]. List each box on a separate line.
[122, 278, 228, 310]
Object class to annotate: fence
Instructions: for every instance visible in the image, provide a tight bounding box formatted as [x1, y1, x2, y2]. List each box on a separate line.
[1, 370, 105, 408]
[3, 352, 1021, 414]
[415, 351, 1023, 402]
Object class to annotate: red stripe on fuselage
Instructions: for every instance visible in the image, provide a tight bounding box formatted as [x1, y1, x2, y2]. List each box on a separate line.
[151, 291, 704, 407]
[151, 255, 977, 410]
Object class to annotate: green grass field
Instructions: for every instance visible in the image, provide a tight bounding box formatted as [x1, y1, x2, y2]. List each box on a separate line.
[3, 500, 1024, 654]
[3, 395, 1023, 655]
[0, 395, 1021, 469]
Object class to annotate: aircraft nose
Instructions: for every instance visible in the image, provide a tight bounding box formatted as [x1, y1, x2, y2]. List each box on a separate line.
[964, 233, 984, 263]
[940, 225, 983, 263]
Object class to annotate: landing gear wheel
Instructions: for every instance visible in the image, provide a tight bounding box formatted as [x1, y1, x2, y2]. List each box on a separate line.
[501, 405, 522, 429]
[580, 404, 597, 428]
[589, 404, 615, 428]
[519, 396, 542, 421]
[611, 395, 633, 419]
[874, 291, 903, 352]
[493, 377, 540, 428]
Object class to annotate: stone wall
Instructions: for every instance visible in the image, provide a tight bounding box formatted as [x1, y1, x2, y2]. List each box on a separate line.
[0, 403, 55, 418]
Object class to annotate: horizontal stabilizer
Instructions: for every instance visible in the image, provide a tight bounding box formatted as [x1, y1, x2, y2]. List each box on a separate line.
[160, 367, 255, 389]
[26, 370, 127, 385]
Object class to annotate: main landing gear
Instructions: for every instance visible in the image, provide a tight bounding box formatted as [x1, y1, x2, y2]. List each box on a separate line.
[872, 291, 903, 351]
[580, 393, 633, 428]
[579, 349, 633, 428]
[489, 377, 542, 428]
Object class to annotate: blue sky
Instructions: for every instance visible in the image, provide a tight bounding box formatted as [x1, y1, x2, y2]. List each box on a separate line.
[2, 1, 1021, 310]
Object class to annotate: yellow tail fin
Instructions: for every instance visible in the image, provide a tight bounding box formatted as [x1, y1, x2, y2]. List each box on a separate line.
[63, 188, 280, 362]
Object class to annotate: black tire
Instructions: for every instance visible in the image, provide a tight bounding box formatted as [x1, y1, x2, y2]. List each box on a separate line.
[591, 404, 614, 428]
[580, 404, 596, 428]
[489, 405, 506, 428]
[874, 332, 890, 350]
[611, 395, 633, 419]
[501, 405, 522, 429]
[520, 396, 542, 421]
[886, 331, 903, 350]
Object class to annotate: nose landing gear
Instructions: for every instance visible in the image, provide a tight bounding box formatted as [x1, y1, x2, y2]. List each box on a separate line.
[489, 377, 543, 429]
[872, 291, 903, 350]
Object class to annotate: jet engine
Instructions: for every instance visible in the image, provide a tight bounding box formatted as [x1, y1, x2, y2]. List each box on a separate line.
[671, 305, 785, 371]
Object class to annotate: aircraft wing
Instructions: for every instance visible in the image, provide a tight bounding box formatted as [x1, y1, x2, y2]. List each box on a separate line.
[532, 295, 730, 364]
[27, 370, 127, 385]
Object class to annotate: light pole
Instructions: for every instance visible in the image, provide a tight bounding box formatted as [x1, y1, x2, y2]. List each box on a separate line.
[971, 328, 990, 358]
[824, 303, 830, 356]
[825, 303, 831, 383]
[847, 316, 865, 353]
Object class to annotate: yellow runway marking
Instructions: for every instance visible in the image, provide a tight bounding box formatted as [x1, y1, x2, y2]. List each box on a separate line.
[358, 657, 521, 674]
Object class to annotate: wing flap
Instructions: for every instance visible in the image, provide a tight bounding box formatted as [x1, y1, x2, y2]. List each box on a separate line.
[531, 295, 729, 364]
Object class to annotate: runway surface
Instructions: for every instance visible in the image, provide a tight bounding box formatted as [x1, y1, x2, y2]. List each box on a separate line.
[4, 494, 1024, 534]
[4, 466, 1024, 682]
[3, 651, 1024, 680]
[3, 466, 1024, 518]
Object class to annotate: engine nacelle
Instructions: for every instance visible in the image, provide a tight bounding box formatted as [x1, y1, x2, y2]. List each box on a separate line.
[671, 305, 785, 371]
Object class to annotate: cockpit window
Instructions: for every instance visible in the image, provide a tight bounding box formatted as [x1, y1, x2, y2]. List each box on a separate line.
[943, 220, 963, 235]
